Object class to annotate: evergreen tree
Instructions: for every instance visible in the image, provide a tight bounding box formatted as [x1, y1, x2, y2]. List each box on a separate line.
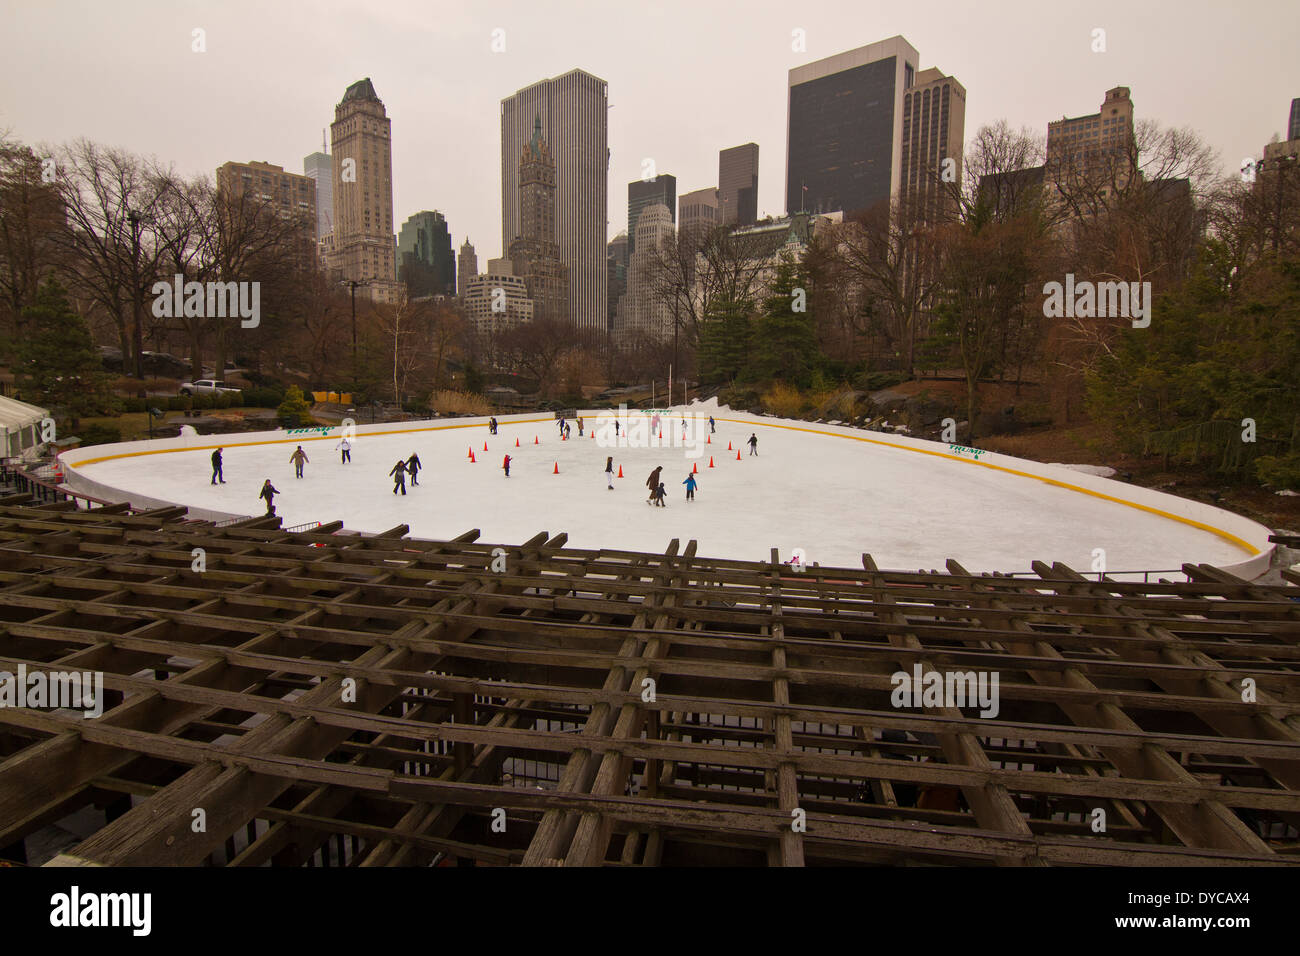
[752, 255, 817, 386]
[17, 278, 113, 428]
[696, 294, 753, 385]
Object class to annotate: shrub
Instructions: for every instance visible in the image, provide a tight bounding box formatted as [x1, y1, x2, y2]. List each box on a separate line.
[1255, 453, 1300, 492]
[242, 386, 285, 409]
[853, 370, 909, 392]
[761, 382, 806, 419]
[429, 390, 493, 417]
[277, 385, 313, 420]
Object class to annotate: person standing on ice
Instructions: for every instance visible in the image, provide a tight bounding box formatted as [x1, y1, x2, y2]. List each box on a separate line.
[335, 436, 352, 464]
[577, 417, 584, 437]
[645, 465, 662, 504]
[558, 416, 566, 436]
[259, 479, 279, 516]
[406, 452, 422, 486]
[489, 417, 497, 435]
[211, 447, 226, 485]
[655, 481, 668, 507]
[502, 454, 511, 478]
[389, 459, 408, 495]
[682, 473, 697, 501]
[605, 456, 615, 490]
[290, 445, 309, 478]
[747, 433, 758, 456]
[709, 416, 715, 434]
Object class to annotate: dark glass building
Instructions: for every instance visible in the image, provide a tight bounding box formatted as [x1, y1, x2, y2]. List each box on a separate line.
[786, 37, 919, 219]
[719, 144, 759, 227]
[397, 211, 455, 297]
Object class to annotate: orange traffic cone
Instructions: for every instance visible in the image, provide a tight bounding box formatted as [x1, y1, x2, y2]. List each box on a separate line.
[708, 457, 714, 468]
[736, 450, 741, 460]
[483, 442, 488, 451]
[467, 446, 473, 458]
[617, 465, 623, 478]
[534, 436, 539, 445]
[515, 438, 520, 447]
[692, 462, 698, 473]
[553, 461, 559, 474]
[470, 450, 476, 463]
[728, 441, 733, 450]
[707, 435, 711, 444]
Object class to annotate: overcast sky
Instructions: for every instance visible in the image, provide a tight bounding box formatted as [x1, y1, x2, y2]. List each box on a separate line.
[2, 0, 1296, 261]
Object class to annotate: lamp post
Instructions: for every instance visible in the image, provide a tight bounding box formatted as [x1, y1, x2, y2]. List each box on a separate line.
[342, 279, 370, 386]
[127, 209, 147, 381]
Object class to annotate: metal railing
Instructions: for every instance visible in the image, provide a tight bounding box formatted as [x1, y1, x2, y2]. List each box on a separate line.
[0, 456, 129, 512]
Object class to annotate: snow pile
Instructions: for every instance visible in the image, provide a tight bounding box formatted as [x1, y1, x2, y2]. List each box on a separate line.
[1049, 463, 1117, 478]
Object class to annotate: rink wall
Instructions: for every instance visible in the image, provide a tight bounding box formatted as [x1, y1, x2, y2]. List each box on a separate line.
[57, 407, 1276, 578]
[58, 414, 555, 522]
[706, 409, 1276, 580]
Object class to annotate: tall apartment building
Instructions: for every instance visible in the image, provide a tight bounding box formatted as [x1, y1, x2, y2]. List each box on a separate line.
[303, 146, 333, 241]
[1046, 86, 1135, 173]
[625, 203, 674, 342]
[396, 211, 455, 297]
[330, 78, 399, 302]
[679, 187, 719, 243]
[606, 232, 628, 333]
[899, 67, 966, 221]
[628, 174, 676, 255]
[506, 116, 569, 324]
[457, 239, 478, 296]
[786, 36, 921, 218]
[501, 69, 608, 334]
[462, 262, 534, 337]
[215, 160, 317, 255]
[719, 144, 759, 227]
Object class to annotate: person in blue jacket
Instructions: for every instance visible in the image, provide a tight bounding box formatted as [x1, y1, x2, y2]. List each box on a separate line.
[683, 473, 697, 501]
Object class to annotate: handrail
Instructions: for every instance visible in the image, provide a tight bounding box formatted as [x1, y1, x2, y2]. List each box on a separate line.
[0, 456, 131, 512]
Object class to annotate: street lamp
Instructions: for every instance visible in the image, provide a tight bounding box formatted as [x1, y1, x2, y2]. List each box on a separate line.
[341, 278, 371, 384]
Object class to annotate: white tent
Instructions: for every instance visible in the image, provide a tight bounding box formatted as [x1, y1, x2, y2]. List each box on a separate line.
[0, 395, 50, 459]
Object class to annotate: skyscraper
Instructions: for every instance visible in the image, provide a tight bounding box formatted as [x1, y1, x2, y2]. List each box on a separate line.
[627, 174, 676, 255]
[899, 68, 966, 221]
[303, 143, 333, 241]
[507, 116, 569, 324]
[719, 144, 759, 227]
[626, 203, 674, 342]
[1288, 98, 1300, 142]
[397, 211, 455, 297]
[457, 239, 478, 297]
[678, 187, 719, 249]
[786, 37, 920, 218]
[501, 69, 608, 333]
[330, 78, 399, 301]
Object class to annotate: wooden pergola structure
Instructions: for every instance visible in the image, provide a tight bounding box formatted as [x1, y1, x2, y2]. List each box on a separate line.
[0, 497, 1298, 866]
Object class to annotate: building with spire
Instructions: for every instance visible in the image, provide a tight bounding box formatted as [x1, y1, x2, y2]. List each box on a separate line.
[303, 130, 333, 242]
[457, 239, 478, 297]
[506, 115, 569, 324]
[329, 77, 401, 303]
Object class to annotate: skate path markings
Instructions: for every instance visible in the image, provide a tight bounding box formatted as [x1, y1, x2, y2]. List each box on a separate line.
[63, 412, 1262, 561]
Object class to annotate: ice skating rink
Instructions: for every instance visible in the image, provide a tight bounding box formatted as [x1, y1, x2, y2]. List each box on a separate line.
[61, 403, 1272, 576]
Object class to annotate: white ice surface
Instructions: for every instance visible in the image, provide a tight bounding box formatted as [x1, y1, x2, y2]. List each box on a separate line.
[75, 410, 1254, 574]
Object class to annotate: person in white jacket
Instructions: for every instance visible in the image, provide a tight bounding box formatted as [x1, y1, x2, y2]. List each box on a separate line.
[335, 437, 352, 464]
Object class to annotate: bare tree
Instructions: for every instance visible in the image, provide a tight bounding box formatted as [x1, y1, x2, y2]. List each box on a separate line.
[0, 134, 65, 332]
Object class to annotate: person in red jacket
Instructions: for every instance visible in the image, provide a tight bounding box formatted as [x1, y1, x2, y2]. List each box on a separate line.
[502, 454, 511, 477]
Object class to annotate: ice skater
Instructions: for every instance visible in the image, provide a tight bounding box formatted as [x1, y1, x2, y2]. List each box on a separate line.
[502, 454, 511, 478]
[259, 478, 278, 516]
[654, 481, 668, 507]
[290, 445, 309, 478]
[211, 447, 226, 485]
[614, 419, 620, 438]
[645, 465, 662, 505]
[406, 452, 422, 486]
[709, 416, 715, 434]
[336, 436, 351, 464]
[605, 456, 615, 490]
[558, 416, 566, 436]
[577, 417, 584, 437]
[747, 433, 758, 456]
[489, 417, 498, 436]
[683, 473, 697, 501]
[389, 459, 408, 495]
